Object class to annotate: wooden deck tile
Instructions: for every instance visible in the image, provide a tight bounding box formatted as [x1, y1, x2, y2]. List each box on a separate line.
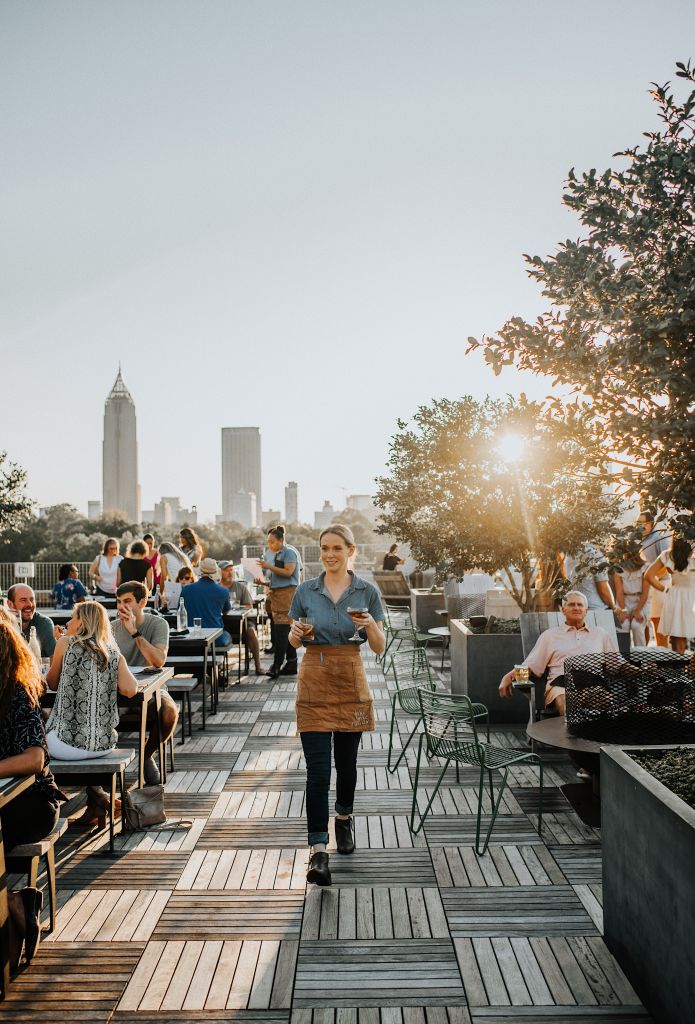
[547, 846, 602, 884]
[46, 889, 171, 942]
[200, 819, 308, 848]
[56, 850, 190, 889]
[0, 942, 144, 1020]
[154, 891, 305, 939]
[301, 887, 449, 940]
[423, 816, 543, 847]
[294, 940, 468, 1008]
[442, 887, 599, 938]
[468, 1010, 651, 1022]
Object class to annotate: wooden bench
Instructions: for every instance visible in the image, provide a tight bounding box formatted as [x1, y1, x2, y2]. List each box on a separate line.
[6, 819, 68, 934]
[50, 749, 135, 854]
[372, 570, 412, 607]
[167, 674, 198, 744]
[518, 610, 620, 726]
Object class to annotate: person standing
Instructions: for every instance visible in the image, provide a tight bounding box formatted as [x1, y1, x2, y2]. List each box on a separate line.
[158, 542, 192, 608]
[612, 554, 651, 647]
[644, 537, 695, 654]
[219, 561, 263, 674]
[258, 525, 302, 679]
[179, 528, 204, 571]
[560, 543, 616, 612]
[89, 538, 122, 598]
[382, 544, 405, 571]
[116, 540, 154, 590]
[638, 510, 671, 647]
[143, 534, 161, 590]
[288, 524, 385, 886]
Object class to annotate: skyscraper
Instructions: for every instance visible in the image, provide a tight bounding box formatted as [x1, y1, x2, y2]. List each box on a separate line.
[221, 427, 262, 526]
[285, 481, 299, 524]
[102, 367, 140, 523]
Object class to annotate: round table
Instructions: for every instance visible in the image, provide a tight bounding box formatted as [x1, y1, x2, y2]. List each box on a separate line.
[428, 626, 451, 670]
[526, 717, 603, 795]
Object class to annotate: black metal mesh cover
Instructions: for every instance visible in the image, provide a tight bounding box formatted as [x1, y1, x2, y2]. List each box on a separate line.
[565, 650, 695, 743]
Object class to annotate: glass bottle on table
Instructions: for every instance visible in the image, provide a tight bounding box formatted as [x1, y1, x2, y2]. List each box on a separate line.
[177, 597, 188, 631]
[28, 626, 42, 668]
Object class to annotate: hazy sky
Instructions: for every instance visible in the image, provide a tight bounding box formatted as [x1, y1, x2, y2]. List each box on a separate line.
[2, 2, 692, 524]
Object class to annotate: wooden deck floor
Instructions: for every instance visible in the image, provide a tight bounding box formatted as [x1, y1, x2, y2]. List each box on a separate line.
[3, 648, 653, 1023]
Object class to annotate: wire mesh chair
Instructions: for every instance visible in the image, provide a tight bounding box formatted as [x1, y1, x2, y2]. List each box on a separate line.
[409, 689, 544, 855]
[387, 651, 489, 774]
[379, 604, 432, 665]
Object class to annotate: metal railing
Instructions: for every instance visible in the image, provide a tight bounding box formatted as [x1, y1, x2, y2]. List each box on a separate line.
[0, 562, 94, 604]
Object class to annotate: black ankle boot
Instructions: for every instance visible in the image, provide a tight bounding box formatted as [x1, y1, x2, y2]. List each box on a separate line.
[335, 816, 355, 854]
[306, 851, 331, 886]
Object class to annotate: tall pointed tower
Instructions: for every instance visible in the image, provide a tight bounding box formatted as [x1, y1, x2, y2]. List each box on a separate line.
[102, 366, 141, 523]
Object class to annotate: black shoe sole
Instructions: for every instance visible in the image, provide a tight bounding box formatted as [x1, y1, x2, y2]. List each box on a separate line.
[306, 866, 332, 885]
[335, 843, 355, 855]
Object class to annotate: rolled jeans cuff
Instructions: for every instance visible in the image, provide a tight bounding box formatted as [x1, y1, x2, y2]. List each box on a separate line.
[335, 800, 353, 816]
[308, 830, 329, 846]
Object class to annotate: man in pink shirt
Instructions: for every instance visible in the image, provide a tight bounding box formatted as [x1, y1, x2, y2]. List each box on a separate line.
[499, 591, 619, 715]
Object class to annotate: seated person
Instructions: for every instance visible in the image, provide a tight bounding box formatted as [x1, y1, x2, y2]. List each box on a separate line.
[219, 560, 263, 673]
[164, 565, 195, 611]
[111, 581, 178, 786]
[52, 563, 88, 609]
[499, 590, 619, 716]
[0, 610, 65, 968]
[182, 558, 233, 647]
[7, 583, 58, 657]
[45, 601, 138, 823]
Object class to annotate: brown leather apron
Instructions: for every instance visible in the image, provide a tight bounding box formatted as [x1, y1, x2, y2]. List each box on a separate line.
[269, 585, 296, 625]
[296, 645, 375, 733]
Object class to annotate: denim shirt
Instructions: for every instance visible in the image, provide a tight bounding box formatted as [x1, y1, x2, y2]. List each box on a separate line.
[268, 544, 302, 589]
[289, 572, 385, 645]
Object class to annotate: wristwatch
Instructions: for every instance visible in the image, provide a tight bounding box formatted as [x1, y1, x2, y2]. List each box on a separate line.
[133, 630, 142, 639]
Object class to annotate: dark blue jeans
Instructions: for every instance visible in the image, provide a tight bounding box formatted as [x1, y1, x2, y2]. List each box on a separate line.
[300, 731, 363, 845]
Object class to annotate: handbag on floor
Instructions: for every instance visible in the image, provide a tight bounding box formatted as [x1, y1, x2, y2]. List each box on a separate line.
[124, 784, 166, 829]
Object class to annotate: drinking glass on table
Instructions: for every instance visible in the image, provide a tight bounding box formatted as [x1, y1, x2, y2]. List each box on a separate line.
[193, 617, 202, 636]
[513, 664, 529, 684]
[346, 606, 369, 642]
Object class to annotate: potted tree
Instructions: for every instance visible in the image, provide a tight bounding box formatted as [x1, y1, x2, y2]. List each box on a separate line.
[375, 395, 619, 718]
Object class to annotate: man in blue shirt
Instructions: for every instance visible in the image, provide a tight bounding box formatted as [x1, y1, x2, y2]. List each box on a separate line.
[182, 558, 233, 647]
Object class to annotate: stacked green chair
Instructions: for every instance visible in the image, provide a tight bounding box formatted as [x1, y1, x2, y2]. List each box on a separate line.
[409, 689, 543, 855]
[386, 649, 489, 774]
[379, 604, 432, 665]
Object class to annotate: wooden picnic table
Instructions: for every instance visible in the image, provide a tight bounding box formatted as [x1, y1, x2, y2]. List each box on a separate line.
[166, 627, 222, 729]
[0, 774, 37, 995]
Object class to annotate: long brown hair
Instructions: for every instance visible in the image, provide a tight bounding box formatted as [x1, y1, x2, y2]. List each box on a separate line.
[71, 602, 113, 671]
[0, 609, 43, 717]
[179, 527, 205, 555]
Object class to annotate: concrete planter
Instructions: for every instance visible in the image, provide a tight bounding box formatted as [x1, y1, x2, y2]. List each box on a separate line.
[410, 588, 445, 632]
[449, 619, 525, 723]
[601, 745, 695, 1024]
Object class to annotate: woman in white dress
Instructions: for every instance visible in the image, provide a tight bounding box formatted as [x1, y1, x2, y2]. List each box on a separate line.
[645, 538, 695, 654]
[612, 555, 651, 647]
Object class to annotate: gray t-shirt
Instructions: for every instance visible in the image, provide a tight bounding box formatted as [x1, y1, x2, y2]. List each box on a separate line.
[112, 612, 169, 667]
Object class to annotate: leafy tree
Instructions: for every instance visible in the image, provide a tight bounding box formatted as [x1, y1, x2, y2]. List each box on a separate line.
[0, 452, 34, 549]
[374, 396, 620, 611]
[469, 62, 695, 527]
[330, 508, 378, 545]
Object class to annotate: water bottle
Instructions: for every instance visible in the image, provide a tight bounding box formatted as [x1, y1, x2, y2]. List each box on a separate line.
[177, 597, 188, 631]
[154, 585, 161, 611]
[28, 626, 42, 667]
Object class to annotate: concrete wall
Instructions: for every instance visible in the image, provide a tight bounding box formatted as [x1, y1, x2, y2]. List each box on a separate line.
[450, 619, 526, 724]
[410, 589, 445, 632]
[602, 746, 695, 1024]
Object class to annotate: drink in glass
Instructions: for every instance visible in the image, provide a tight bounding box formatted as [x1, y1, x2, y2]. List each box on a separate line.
[193, 617, 202, 636]
[513, 664, 529, 684]
[298, 617, 315, 641]
[346, 607, 369, 642]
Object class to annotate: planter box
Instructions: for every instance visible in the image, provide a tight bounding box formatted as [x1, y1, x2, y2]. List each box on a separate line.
[601, 745, 695, 1024]
[410, 588, 445, 632]
[449, 619, 526, 723]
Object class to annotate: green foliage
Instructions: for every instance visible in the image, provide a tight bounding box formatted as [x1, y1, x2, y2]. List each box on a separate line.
[0, 452, 34, 540]
[468, 62, 695, 527]
[374, 395, 620, 610]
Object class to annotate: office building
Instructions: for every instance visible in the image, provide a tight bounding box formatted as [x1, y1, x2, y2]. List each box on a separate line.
[227, 491, 257, 529]
[347, 493, 379, 524]
[87, 501, 102, 520]
[262, 509, 282, 529]
[102, 367, 140, 523]
[221, 427, 262, 526]
[314, 500, 335, 530]
[285, 481, 299, 524]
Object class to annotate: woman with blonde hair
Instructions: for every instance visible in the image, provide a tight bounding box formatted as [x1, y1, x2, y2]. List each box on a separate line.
[288, 523, 385, 886]
[89, 537, 122, 597]
[158, 541, 193, 608]
[45, 602, 137, 822]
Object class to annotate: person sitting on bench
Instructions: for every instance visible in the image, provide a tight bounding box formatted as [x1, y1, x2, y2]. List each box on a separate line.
[112, 580, 178, 786]
[498, 590, 619, 715]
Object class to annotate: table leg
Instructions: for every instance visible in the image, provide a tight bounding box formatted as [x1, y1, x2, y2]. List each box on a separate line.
[0, 827, 10, 997]
[201, 646, 207, 729]
[138, 701, 147, 788]
[211, 642, 218, 713]
[154, 690, 166, 784]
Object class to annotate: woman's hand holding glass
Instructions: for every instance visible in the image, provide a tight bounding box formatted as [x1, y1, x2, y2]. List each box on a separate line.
[347, 607, 372, 642]
[290, 618, 314, 644]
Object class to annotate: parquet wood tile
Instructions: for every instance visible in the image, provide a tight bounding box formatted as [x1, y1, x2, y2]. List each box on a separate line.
[46, 889, 171, 941]
[442, 887, 599, 937]
[56, 850, 190, 889]
[153, 891, 305, 939]
[326, 850, 437, 887]
[177, 849, 307, 890]
[423, 816, 543, 847]
[547, 846, 602, 884]
[301, 887, 449, 940]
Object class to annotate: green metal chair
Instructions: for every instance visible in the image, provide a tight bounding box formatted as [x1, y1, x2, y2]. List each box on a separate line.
[380, 604, 432, 665]
[409, 689, 543, 855]
[386, 650, 489, 774]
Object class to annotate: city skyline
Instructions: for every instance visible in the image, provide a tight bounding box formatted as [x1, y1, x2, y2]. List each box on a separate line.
[3, 3, 692, 522]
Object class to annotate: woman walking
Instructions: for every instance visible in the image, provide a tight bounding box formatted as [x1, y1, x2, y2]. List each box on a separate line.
[645, 536, 695, 654]
[288, 524, 385, 886]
